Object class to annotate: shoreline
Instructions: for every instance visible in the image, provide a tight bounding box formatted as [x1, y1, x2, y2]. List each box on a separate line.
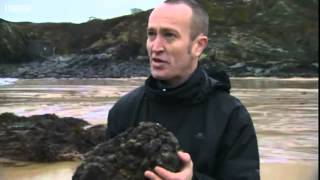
[1, 76, 318, 81]
[1, 76, 318, 88]
[0, 59, 318, 80]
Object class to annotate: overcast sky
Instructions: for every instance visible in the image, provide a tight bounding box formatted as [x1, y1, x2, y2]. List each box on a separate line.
[0, 0, 163, 23]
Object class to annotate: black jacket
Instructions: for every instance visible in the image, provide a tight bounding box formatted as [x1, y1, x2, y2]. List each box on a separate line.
[107, 66, 260, 180]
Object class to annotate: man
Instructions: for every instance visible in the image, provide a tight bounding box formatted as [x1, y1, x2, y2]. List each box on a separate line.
[106, 0, 260, 179]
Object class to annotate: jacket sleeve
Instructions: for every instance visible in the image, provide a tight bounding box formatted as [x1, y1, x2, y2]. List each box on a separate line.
[212, 104, 260, 180]
[106, 86, 145, 140]
[106, 106, 118, 140]
[106, 100, 135, 140]
[105, 94, 133, 140]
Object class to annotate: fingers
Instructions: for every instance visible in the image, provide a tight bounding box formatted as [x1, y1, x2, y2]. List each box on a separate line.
[146, 166, 181, 180]
[178, 151, 191, 163]
[178, 151, 193, 170]
[154, 166, 176, 179]
[144, 170, 162, 180]
[145, 152, 193, 180]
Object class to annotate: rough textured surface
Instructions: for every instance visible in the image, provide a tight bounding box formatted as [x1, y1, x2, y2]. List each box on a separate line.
[0, 0, 318, 77]
[73, 122, 183, 180]
[0, 113, 106, 162]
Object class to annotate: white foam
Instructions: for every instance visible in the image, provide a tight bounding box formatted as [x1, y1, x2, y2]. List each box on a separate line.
[0, 78, 18, 86]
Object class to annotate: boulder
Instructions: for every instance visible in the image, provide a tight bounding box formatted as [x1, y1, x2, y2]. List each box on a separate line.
[0, 113, 106, 162]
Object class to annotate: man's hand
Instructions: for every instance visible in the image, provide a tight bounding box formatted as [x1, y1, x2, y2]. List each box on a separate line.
[144, 151, 193, 180]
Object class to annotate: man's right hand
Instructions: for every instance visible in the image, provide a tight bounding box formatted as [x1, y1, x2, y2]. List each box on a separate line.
[144, 151, 193, 180]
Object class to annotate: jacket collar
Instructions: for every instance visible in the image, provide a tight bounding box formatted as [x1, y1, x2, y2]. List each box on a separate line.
[144, 66, 215, 105]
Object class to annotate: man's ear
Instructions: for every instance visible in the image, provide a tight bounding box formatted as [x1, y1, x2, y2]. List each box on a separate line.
[192, 34, 208, 57]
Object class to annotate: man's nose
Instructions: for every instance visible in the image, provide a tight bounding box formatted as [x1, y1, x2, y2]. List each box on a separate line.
[151, 36, 164, 53]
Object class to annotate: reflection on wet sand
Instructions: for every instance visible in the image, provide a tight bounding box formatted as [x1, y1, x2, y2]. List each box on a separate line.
[261, 163, 318, 180]
[232, 87, 318, 163]
[0, 161, 80, 180]
[0, 77, 318, 179]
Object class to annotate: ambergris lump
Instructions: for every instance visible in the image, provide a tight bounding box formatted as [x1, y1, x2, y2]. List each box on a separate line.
[73, 122, 183, 180]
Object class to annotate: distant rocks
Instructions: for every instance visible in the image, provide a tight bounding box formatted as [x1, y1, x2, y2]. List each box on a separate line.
[0, 0, 318, 78]
[0, 113, 106, 162]
[0, 53, 317, 78]
[0, 53, 150, 78]
[200, 59, 319, 77]
[73, 122, 183, 180]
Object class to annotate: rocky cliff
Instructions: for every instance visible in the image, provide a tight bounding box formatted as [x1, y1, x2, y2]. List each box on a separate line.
[0, 0, 318, 77]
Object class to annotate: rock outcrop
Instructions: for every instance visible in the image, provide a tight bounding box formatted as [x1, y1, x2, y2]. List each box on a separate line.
[0, 0, 318, 77]
[0, 113, 106, 162]
[0, 19, 31, 64]
[73, 122, 182, 180]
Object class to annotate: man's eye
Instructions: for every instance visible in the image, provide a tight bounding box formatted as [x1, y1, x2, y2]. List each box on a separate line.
[147, 31, 156, 37]
[164, 32, 175, 38]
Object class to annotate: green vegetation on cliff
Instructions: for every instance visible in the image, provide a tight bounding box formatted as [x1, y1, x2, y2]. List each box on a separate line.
[0, 0, 318, 76]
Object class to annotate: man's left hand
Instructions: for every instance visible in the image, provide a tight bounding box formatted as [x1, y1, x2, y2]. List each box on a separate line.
[144, 151, 193, 180]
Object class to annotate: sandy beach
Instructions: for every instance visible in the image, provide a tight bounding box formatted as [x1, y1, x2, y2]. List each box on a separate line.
[0, 78, 318, 179]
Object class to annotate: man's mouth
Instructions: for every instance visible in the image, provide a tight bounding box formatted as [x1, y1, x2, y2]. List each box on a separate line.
[152, 58, 167, 64]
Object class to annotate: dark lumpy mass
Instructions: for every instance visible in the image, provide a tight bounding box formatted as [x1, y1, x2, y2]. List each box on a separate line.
[73, 122, 183, 180]
[0, 112, 106, 162]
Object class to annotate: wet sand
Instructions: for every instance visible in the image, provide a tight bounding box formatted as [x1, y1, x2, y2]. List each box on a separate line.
[0, 161, 80, 180]
[261, 162, 318, 180]
[0, 77, 318, 179]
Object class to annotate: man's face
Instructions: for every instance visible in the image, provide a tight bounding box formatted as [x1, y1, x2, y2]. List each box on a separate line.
[146, 3, 199, 86]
